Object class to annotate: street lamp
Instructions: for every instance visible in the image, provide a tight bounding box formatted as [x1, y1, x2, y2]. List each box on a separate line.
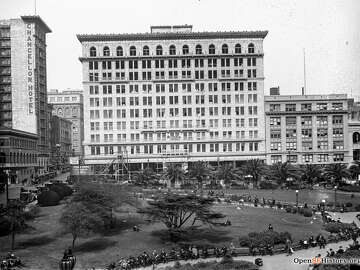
[295, 189, 299, 208]
[334, 186, 338, 208]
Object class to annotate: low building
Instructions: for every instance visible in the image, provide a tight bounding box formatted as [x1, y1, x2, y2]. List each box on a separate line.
[0, 128, 38, 184]
[265, 93, 351, 165]
[49, 115, 72, 171]
[48, 89, 84, 156]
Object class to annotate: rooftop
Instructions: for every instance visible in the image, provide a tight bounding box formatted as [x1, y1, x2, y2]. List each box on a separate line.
[265, 94, 349, 101]
[77, 30, 268, 42]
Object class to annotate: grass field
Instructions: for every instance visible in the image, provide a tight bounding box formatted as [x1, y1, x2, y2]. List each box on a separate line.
[0, 198, 329, 270]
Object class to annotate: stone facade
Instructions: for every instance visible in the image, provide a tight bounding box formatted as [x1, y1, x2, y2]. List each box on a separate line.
[77, 26, 268, 172]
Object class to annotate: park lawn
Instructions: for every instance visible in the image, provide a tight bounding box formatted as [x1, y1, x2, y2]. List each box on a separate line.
[0, 201, 327, 269]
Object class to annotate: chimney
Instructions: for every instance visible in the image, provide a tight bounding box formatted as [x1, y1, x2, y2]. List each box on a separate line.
[270, 87, 280, 96]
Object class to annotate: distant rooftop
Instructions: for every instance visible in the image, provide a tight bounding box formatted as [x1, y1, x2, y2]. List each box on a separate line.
[77, 27, 268, 42]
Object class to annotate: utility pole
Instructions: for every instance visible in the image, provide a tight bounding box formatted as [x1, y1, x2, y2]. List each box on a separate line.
[303, 48, 307, 95]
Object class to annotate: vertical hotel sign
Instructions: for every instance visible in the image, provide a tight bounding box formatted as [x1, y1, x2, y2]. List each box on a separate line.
[26, 23, 35, 115]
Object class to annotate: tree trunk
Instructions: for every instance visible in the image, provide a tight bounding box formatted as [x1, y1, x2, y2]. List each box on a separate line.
[11, 218, 15, 250]
[72, 235, 77, 249]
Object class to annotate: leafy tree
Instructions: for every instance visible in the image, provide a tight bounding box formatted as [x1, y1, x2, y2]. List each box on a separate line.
[300, 164, 322, 185]
[165, 163, 185, 187]
[215, 163, 240, 185]
[349, 161, 360, 180]
[133, 166, 158, 186]
[323, 163, 350, 186]
[140, 193, 225, 236]
[72, 181, 138, 228]
[60, 202, 102, 248]
[267, 162, 299, 185]
[5, 200, 26, 250]
[240, 159, 266, 187]
[188, 161, 212, 190]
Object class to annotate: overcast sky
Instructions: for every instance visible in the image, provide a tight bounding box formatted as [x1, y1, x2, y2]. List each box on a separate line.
[2, 0, 360, 99]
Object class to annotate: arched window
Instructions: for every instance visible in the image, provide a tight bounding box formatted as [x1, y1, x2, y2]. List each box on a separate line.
[143, 46, 149, 56]
[90, 47, 97, 57]
[235, 44, 241, 54]
[248, 43, 255, 54]
[129, 46, 136, 56]
[182, 45, 189, 55]
[103, 46, 110, 56]
[156, 45, 163, 56]
[195, 44, 202, 55]
[354, 132, 360, 143]
[116, 46, 123, 56]
[209, 44, 215, 54]
[222, 44, 228, 54]
[169, 45, 176, 55]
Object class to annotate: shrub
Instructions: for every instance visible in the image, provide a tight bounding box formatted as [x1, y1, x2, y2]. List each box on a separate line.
[355, 204, 360, 211]
[291, 207, 298, 214]
[49, 183, 73, 199]
[259, 181, 278, 190]
[24, 205, 40, 220]
[345, 202, 353, 208]
[285, 207, 292, 213]
[0, 216, 11, 236]
[324, 222, 354, 234]
[303, 209, 313, 217]
[37, 190, 61, 206]
[220, 254, 234, 264]
[338, 185, 360, 192]
[239, 230, 291, 247]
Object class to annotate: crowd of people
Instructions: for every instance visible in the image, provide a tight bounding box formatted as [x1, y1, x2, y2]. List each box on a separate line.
[0, 253, 22, 270]
[106, 246, 229, 269]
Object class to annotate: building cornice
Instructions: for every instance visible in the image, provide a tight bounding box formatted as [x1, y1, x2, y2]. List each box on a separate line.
[0, 128, 38, 140]
[21, 16, 52, 33]
[77, 31, 268, 43]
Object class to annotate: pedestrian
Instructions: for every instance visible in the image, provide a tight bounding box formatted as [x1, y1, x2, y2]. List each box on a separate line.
[268, 224, 273, 231]
[286, 238, 293, 255]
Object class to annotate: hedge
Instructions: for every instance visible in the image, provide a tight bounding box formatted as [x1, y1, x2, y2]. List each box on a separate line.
[37, 190, 61, 206]
[323, 222, 355, 234]
[259, 181, 278, 190]
[239, 230, 291, 248]
[338, 185, 360, 193]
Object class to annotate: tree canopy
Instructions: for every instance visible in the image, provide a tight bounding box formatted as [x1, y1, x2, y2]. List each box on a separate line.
[60, 202, 102, 248]
[140, 193, 225, 232]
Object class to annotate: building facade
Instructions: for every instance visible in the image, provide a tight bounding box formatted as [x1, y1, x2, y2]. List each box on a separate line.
[0, 128, 38, 184]
[0, 16, 51, 182]
[49, 115, 72, 170]
[77, 26, 267, 172]
[48, 89, 84, 156]
[265, 94, 351, 165]
[349, 101, 360, 162]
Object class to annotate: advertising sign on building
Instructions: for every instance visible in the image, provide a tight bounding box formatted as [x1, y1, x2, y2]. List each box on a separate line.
[11, 20, 37, 134]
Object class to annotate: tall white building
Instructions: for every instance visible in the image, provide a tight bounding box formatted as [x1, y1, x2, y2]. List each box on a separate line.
[77, 25, 268, 172]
